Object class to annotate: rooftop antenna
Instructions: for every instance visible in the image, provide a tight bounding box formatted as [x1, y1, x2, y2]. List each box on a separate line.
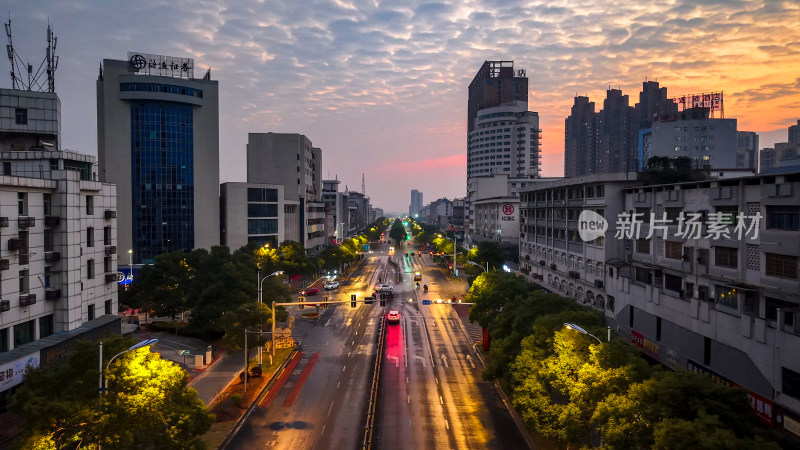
[4, 15, 58, 92]
[362, 173, 365, 195]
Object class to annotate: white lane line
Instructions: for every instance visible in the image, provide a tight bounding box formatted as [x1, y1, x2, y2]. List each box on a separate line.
[348, 351, 351, 358]
[321, 424, 326, 436]
[440, 396, 444, 405]
[352, 340, 355, 345]
[324, 319, 331, 327]
[406, 377, 409, 384]
[407, 395, 410, 404]
[342, 365, 346, 372]
[445, 420, 450, 430]
[337, 381, 341, 389]
[327, 401, 335, 417]
[466, 354, 476, 369]
[435, 377, 439, 385]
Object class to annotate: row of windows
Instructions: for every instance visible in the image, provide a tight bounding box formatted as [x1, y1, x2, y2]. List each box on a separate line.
[248, 219, 278, 235]
[121, 82, 203, 98]
[247, 188, 278, 203]
[247, 203, 278, 218]
[673, 125, 716, 132]
[521, 185, 606, 203]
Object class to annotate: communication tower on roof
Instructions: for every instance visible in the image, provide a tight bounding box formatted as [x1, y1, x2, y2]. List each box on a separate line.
[4, 15, 59, 93]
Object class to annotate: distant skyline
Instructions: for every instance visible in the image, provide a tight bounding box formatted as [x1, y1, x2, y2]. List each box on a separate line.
[3, 1, 800, 212]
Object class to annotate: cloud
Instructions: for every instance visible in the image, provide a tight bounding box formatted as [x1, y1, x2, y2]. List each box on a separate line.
[4, 0, 799, 211]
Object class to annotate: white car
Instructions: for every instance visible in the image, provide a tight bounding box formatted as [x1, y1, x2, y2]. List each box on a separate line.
[374, 284, 394, 293]
[324, 281, 339, 290]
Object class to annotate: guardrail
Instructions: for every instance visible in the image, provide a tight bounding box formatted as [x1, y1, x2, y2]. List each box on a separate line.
[361, 315, 386, 449]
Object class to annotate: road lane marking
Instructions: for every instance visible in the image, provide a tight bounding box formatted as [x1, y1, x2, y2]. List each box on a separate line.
[327, 401, 335, 417]
[259, 351, 303, 408]
[282, 351, 321, 407]
[325, 319, 331, 327]
[337, 381, 341, 389]
[348, 351, 351, 358]
[406, 377, 409, 384]
[445, 419, 450, 430]
[352, 340, 355, 345]
[407, 395, 410, 404]
[466, 354, 476, 369]
[342, 365, 347, 372]
[440, 396, 444, 405]
[435, 377, 439, 385]
[414, 355, 427, 367]
[321, 424, 326, 436]
[440, 353, 449, 368]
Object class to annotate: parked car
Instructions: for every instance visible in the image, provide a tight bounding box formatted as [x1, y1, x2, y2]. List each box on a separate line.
[302, 287, 319, 296]
[374, 284, 394, 293]
[324, 281, 340, 290]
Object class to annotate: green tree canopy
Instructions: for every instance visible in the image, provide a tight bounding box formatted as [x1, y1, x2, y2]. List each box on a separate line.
[13, 334, 213, 449]
[466, 271, 530, 328]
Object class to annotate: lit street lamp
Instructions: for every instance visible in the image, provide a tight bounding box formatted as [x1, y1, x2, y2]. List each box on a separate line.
[563, 323, 603, 344]
[99, 338, 159, 400]
[466, 260, 488, 273]
[438, 234, 458, 277]
[257, 268, 284, 366]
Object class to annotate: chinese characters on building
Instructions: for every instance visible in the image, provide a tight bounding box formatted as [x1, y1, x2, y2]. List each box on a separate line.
[614, 211, 761, 241]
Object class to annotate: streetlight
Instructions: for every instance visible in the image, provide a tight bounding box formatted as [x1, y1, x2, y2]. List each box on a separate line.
[257, 269, 284, 366]
[563, 323, 603, 344]
[466, 260, 488, 273]
[127, 249, 133, 289]
[99, 338, 159, 400]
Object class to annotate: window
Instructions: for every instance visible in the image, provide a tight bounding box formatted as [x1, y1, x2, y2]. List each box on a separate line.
[767, 205, 800, 230]
[656, 317, 662, 341]
[44, 230, 54, 252]
[247, 188, 278, 203]
[15, 108, 27, 125]
[14, 320, 35, 347]
[19, 270, 28, 293]
[715, 206, 738, 225]
[44, 267, 50, 287]
[714, 246, 738, 268]
[105, 299, 112, 315]
[247, 203, 278, 218]
[104, 256, 112, 273]
[17, 192, 26, 215]
[248, 219, 278, 235]
[87, 259, 95, 279]
[665, 207, 682, 221]
[43, 193, 52, 216]
[87, 227, 95, 247]
[39, 315, 54, 338]
[715, 285, 738, 309]
[284, 205, 297, 214]
[636, 239, 650, 254]
[784, 368, 800, 401]
[86, 195, 94, 215]
[0, 328, 7, 353]
[104, 226, 112, 245]
[88, 304, 95, 321]
[664, 273, 682, 292]
[635, 267, 652, 284]
[765, 253, 798, 279]
[704, 337, 711, 365]
[2, 162, 10, 175]
[665, 241, 683, 259]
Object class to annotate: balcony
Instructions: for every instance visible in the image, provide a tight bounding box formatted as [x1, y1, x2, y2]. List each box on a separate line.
[19, 293, 35, 307]
[45, 251, 61, 263]
[105, 273, 118, 283]
[45, 288, 61, 300]
[18, 217, 35, 229]
[0, 259, 7, 270]
[105, 246, 117, 255]
[0, 217, 7, 227]
[104, 210, 117, 219]
[0, 300, 8, 312]
[44, 215, 61, 227]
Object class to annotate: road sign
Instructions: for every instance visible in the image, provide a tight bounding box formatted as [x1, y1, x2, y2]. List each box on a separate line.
[178, 350, 191, 356]
[422, 300, 431, 305]
[274, 336, 295, 349]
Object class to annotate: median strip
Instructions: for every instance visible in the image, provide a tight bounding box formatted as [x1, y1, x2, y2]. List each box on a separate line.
[282, 351, 321, 407]
[259, 351, 303, 409]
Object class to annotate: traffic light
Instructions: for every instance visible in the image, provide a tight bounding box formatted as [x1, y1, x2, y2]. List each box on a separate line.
[380, 299, 385, 306]
[322, 296, 329, 309]
[299, 296, 305, 310]
[350, 294, 357, 308]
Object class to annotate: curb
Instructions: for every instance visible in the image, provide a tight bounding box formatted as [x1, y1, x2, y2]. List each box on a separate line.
[218, 349, 298, 450]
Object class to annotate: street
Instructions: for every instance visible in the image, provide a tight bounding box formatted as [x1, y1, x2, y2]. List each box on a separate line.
[226, 241, 528, 449]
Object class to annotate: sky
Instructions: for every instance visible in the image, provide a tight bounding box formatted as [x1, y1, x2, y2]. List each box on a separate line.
[2, 0, 800, 213]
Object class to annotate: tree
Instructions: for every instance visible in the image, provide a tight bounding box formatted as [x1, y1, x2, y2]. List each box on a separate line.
[219, 302, 274, 352]
[126, 251, 192, 322]
[389, 219, 407, 243]
[466, 272, 530, 328]
[13, 334, 213, 449]
[473, 241, 505, 271]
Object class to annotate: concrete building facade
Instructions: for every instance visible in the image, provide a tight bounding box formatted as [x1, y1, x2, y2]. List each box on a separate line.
[645, 109, 738, 169]
[409, 189, 423, 217]
[247, 133, 324, 251]
[219, 183, 297, 249]
[97, 54, 220, 264]
[737, 131, 759, 170]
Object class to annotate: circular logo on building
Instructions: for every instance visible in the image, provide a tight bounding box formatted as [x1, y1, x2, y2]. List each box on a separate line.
[129, 54, 146, 70]
[117, 272, 125, 282]
[503, 204, 515, 215]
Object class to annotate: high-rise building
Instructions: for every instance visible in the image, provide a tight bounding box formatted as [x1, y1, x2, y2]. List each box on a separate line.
[635, 80, 678, 129]
[97, 53, 220, 264]
[564, 96, 597, 178]
[597, 89, 637, 174]
[247, 133, 324, 251]
[646, 107, 738, 169]
[467, 61, 528, 134]
[219, 183, 297, 249]
[737, 131, 759, 169]
[323, 179, 349, 244]
[789, 120, 800, 146]
[409, 189, 423, 217]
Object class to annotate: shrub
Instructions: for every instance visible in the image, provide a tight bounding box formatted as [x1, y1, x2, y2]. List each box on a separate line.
[230, 394, 243, 408]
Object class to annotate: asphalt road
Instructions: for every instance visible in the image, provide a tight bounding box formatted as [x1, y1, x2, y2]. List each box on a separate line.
[227, 237, 528, 449]
[372, 244, 529, 449]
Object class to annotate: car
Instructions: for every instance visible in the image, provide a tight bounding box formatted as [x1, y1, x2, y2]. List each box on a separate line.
[324, 281, 339, 290]
[386, 311, 401, 323]
[374, 284, 393, 293]
[413, 272, 422, 281]
[302, 287, 319, 296]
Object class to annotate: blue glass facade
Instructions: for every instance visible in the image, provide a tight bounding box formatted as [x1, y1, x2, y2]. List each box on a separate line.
[131, 101, 194, 263]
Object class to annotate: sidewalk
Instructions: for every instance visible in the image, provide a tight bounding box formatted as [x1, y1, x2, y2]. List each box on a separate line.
[189, 349, 244, 406]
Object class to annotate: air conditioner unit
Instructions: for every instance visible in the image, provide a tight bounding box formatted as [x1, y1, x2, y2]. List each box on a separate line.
[19, 293, 35, 307]
[8, 238, 22, 251]
[550, 263, 557, 270]
[105, 246, 117, 255]
[105, 210, 117, 219]
[540, 260, 546, 266]
[45, 289, 61, 300]
[0, 300, 9, 312]
[569, 271, 580, 279]
[45, 251, 61, 263]
[0, 217, 8, 227]
[0, 259, 8, 270]
[18, 217, 34, 229]
[105, 273, 118, 283]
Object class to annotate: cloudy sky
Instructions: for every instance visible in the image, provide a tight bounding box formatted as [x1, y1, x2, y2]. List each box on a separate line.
[4, 0, 800, 212]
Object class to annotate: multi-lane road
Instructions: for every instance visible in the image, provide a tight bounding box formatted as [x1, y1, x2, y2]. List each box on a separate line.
[226, 240, 528, 449]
